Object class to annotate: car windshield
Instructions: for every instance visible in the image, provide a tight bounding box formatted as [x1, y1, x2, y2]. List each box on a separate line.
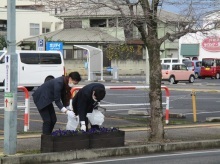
[183, 61, 193, 67]
[0, 51, 4, 57]
[202, 59, 214, 67]
[161, 65, 170, 70]
[195, 61, 201, 67]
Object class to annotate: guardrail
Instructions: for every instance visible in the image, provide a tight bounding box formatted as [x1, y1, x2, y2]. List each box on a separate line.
[70, 85, 170, 124]
[0, 86, 30, 132]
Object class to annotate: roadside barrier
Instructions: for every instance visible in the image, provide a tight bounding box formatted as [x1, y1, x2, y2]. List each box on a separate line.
[0, 86, 30, 132]
[70, 85, 170, 124]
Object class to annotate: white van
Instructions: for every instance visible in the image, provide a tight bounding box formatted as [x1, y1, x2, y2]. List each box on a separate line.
[160, 58, 191, 64]
[0, 50, 65, 91]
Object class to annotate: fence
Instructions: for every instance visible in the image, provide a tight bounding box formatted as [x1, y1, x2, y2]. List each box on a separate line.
[0, 86, 30, 132]
[70, 85, 170, 124]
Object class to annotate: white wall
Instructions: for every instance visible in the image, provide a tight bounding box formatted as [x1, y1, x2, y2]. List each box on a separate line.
[0, 0, 39, 7]
[0, 8, 63, 48]
[179, 30, 220, 60]
[64, 59, 146, 76]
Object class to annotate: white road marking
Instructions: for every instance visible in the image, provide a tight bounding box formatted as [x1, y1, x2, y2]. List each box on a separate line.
[72, 149, 220, 164]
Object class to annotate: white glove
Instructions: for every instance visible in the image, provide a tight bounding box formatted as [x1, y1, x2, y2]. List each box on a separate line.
[66, 110, 76, 118]
[66, 105, 73, 111]
[61, 107, 67, 113]
[80, 121, 86, 131]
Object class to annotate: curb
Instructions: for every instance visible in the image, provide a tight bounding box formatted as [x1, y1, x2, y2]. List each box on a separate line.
[1, 140, 220, 164]
[206, 117, 220, 122]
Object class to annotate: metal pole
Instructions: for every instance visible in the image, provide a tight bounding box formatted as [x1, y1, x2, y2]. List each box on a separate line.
[191, 90, 197, 122]
[145, 47, 149, 84]
[4, 0, 17, 155]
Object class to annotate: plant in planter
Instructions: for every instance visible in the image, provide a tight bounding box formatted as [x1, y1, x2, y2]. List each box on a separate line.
[41, 127, 125, 153]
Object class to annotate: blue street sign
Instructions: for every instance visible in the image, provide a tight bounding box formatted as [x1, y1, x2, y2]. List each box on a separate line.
[46, 42, 63, 54]
[38, 39, 44, 47]
[37, 39, 45, 51]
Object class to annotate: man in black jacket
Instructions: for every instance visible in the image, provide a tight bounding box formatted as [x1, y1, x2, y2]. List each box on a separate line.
[72, 83, 106, 131]
[32, 72, 81, 134]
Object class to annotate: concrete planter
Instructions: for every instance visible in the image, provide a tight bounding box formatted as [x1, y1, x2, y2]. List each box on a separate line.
[89, 131, 125, 149]
[41, 130, 125, 153]
[41, 134, 90, 153]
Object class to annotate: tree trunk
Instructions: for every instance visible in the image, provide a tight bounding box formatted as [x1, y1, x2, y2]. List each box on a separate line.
[148, 41, 164, 142]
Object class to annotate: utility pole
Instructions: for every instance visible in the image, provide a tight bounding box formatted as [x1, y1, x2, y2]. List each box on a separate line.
[4, 0, 18, 155]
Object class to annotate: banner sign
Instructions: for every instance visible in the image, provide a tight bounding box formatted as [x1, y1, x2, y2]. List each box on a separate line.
[202, 37, 220, 52]
[46, 42, 63, 54]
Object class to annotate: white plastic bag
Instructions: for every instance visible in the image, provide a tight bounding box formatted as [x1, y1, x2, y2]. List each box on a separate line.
[86, 110, 105, 126]
[66, 115, 79, 130]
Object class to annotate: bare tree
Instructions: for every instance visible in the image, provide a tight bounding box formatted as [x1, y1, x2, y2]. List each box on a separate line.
[42, 0, 219, 142]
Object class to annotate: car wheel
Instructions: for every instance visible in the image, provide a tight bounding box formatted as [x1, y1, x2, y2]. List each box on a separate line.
[169, 76, 175, 84]
[189, 75, 195, 83]
[216, 73, 220, 79]
[45, 76, 54, 83]
[195, 73, 199, 79]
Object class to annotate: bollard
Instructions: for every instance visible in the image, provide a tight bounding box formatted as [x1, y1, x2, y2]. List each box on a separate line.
[18, 86, 30, 132]
[191, 90, 197, 122]
[71, 85, 170, 124]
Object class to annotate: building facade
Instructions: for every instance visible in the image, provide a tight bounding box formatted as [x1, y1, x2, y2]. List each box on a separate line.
[0, 7, 63, 50]
[18, 4, 182, 75]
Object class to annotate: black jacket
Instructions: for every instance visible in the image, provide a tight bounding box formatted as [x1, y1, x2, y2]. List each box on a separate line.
[72, 83, 105, 121]
[32, 76, 67, 110]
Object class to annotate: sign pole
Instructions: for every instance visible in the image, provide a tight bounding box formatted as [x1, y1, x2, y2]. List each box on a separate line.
[4, 0, 18, 155]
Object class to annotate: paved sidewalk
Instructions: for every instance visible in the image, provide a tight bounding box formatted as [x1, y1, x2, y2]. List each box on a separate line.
[1, 123, 220, 163]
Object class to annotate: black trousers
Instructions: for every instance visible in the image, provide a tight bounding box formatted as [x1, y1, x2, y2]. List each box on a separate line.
[83, 117, 99, 131]
[39, 103, 57, 135]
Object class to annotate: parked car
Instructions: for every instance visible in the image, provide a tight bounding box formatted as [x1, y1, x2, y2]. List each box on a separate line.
[192, 60, 202, 78]
[200, 58, 220, 79]
[182, 60, 194, 71]
[160, 58, 190, 64]
[161, 63, 195, 84]
[0, 50, 65, 91]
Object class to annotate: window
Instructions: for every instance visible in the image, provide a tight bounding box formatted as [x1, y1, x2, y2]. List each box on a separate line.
[40, 53, 61, 64]
[64, 18, 82, 29]
[64, 48, 88, 60]
[164, 60, 171, 63]
[64, 49, 74, 60]
[196, 61, 201, 67]
[172, 60, 178, 63]
[0, 20, 7, 31]
[20, 53, 61, 64]
[161, 64, 170, 70]
[74, 49, 86, 60]
[202, 59, 214, 67]
[42, 28, 50, 33]
[20, 53, 39, 64]
[0, 51, 4, 56]
[30, 23, 40, 36]
[108, 18, 116, 27]
[183, 61, 193, 67]
[172, 65, 180, 70]
[216, 59, 220, 66]
[90, 19, 106, 27]
[180, 65, 187, 70]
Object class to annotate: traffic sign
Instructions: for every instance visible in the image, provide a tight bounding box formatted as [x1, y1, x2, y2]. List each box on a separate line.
[5, 55, 10, 92]
[36, 39, 45, 51]
[4, 92, 13, 111]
